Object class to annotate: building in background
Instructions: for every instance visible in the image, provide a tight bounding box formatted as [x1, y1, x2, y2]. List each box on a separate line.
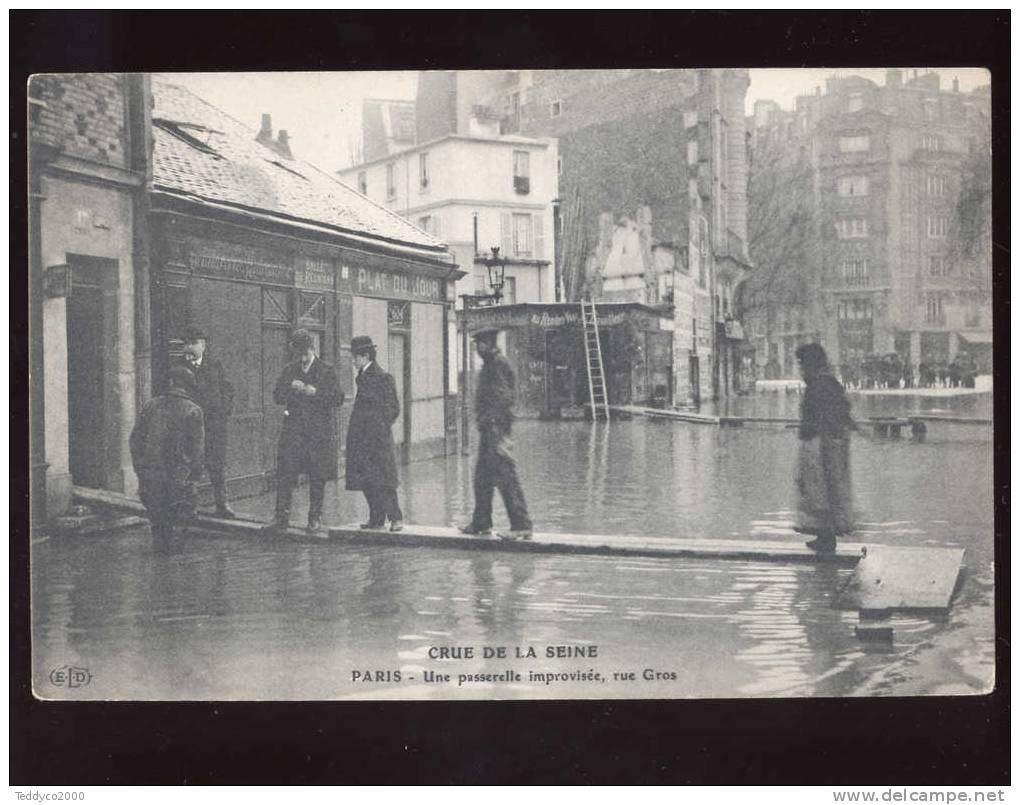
[359, 98, 416, 163]
[746, 69, 992, 381]
[28, 73, 153, 521]
[435, 69, 753, 404]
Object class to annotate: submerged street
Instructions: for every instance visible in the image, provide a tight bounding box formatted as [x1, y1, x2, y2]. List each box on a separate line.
[32, 392, 995, 701]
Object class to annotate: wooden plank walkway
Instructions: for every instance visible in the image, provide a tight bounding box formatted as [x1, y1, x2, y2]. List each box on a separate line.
[837, 545, 966, 613]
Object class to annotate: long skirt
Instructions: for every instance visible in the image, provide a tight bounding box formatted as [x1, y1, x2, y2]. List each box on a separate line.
[794, 435, 855, 536]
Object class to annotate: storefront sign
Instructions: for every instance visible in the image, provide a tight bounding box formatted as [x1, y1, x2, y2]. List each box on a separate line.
[190, 247, 293, 285]
[468, 307, 658, 331]
[296, 257, 335, 290]
[354, 266, 443, 302]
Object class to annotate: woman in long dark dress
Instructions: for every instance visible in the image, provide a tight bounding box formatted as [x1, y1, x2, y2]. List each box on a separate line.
[794, 343, 856, 552]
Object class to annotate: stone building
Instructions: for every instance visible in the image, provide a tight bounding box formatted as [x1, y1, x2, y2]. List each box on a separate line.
[747, 70, 992, 380]
[29, 73, 153, 521]
[419, 69, 753, 405]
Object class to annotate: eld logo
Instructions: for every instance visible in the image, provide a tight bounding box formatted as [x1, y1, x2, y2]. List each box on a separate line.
[49, 666, 93, 688]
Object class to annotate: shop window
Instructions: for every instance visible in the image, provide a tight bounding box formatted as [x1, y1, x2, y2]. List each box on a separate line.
[298, 292, 326, 327]
[262, 287, 292, 322]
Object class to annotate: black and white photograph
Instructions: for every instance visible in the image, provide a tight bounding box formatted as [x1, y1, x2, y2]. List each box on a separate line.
[13, 9, 1008, 788]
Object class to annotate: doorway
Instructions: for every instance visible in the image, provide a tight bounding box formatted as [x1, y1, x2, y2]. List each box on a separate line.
[388, 332, 410, 450]
[66, 256, 117, 488]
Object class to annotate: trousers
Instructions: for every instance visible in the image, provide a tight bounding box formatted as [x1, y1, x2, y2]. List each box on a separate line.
[470, 431, 532, 532]
[276, 472, 326, 523]
[362, 485, 403, 525]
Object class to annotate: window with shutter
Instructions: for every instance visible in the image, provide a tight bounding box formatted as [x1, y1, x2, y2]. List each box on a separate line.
[500, 212, 512, 256]
[533, 213, 545, 259]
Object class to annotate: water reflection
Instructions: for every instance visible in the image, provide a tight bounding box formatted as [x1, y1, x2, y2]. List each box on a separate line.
[32, 400, 994, 700]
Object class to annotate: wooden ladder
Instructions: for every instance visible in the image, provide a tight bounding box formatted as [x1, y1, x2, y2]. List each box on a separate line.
[581, 299, 611, 421]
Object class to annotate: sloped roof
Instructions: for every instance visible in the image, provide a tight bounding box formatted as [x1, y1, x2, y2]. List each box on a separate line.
[151, 79, 446, 254]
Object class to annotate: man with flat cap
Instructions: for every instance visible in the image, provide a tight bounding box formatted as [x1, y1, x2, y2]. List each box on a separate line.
[264, 328, 343, 535]
[345, 335, 403, 531]
[180, 325, 236, 518]
[461, 327, 533, 540]
[130, 365, 205, 545]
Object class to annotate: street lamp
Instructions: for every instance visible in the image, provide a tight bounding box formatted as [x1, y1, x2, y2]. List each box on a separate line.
[459, 246, 508, 453]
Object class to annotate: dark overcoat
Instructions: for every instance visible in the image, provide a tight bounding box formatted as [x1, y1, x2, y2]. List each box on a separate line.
[475, 350, 516, 440]
[273, 357, 343, 481]
[179, 354, 233, 471]
[130, 388, 205, 519]
[345, 360, 400, 491]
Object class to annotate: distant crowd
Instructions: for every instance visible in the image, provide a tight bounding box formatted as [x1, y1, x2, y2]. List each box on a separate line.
[838, 353, 980, 391]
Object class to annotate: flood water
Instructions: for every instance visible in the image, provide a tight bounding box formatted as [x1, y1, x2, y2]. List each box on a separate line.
[32, 390, 996, 701]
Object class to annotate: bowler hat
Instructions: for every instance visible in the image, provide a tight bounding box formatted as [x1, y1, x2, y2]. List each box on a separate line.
[290, 328, 314, 349]
[350, 335, 376, 354]
[471, 327, 500, 342]
[168, 365, 197, 393]
[182, 325, 207, 342]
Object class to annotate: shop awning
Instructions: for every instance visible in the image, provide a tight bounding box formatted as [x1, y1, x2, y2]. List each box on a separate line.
[958, 331, 993, 345]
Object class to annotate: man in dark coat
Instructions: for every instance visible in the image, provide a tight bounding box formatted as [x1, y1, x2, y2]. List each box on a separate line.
[460, 328, 533, 540]
[264, 328, 343, 534]
[130, 365, 205, 544]
[345, 335, 403, 531]
[181, 325, 236, 518]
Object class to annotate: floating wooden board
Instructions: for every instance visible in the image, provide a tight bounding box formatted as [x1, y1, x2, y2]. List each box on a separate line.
[837, 545, 965, 613]
[327, 523, 867, 565]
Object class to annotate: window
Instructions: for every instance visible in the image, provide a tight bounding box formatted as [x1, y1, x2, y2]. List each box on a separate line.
[550, 100, 562, 117]
[501, 276, 517, 305]
[419, 153, 429, 190]
[512, 150, 530, 194]
[925, 294, 945, 324]
[923, 99, 937, 121]
[417, 215, 431, 234]
[837, 298, 873, 320]
[839, 134, 870, 153]
[922, 133, 943, 151]
[556, 156, 562, 176]
[929, 255, 949, 277]
[927, 216, 948, 238]
[926, 174, 947, 197]
[357, 171, 367, 195]
[838, 175, 869, 196]
[697, 216, 709, 288]
[504, 91, 521, 133]
[511, 213, 533, 257]
[836, 218, 869, 239]
[847, 93, 863, 113]
[842, 257, 870, 285]
[386, 163, 396, 199]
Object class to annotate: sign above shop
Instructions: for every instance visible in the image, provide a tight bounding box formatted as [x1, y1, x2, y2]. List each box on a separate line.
[352, 266, 443, 302]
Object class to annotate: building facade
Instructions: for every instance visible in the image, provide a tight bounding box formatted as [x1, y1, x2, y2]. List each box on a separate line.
[29, 73, 153, 521]
[425, 69, 753, 405]
[747, 70, 992, 380]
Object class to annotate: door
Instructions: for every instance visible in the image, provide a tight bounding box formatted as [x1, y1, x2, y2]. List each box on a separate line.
[261, 326, 290, 475]
[67, 264, 107, 488]
[388, 333, 407, 447]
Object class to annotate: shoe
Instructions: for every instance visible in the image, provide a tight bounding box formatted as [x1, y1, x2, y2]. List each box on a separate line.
[215, 504, 237, 519]
[360, 521, 385, 530]
[501, 529, 533, 541]
[389, 520, 404, 532]
[805, 536, 837, 553]
[460, 524, 493, 536]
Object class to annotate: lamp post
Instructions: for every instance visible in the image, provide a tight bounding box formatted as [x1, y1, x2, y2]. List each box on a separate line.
[459, 246, 508, 453]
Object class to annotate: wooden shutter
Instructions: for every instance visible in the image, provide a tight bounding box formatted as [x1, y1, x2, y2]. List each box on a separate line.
[533, 213, 545, 260]
[500, 212, 512, 256]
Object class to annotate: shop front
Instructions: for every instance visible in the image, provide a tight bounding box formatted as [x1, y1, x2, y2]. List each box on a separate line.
[462, 302, 673, 418]
[151, 208, 460, 498]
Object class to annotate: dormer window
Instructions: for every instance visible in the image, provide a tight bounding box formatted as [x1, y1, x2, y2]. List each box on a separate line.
[419, 152, 429, 190]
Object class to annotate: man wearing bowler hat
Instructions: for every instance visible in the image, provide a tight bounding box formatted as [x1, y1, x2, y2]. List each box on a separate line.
[345, 335, 403, 531]
[264, 328, 343, 535]
[461, 327, 533, 540]
[180, 325, 236, 518]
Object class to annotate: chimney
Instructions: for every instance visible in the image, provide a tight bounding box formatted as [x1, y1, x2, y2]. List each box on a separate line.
[886, 69, 902, 89]
[276, 130, 293, 160]
[256, 113, 273, 145]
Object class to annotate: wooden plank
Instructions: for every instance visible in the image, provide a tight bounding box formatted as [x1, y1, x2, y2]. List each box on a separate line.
[836, 545, 965, 613]
[328, 523, 866, 565]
